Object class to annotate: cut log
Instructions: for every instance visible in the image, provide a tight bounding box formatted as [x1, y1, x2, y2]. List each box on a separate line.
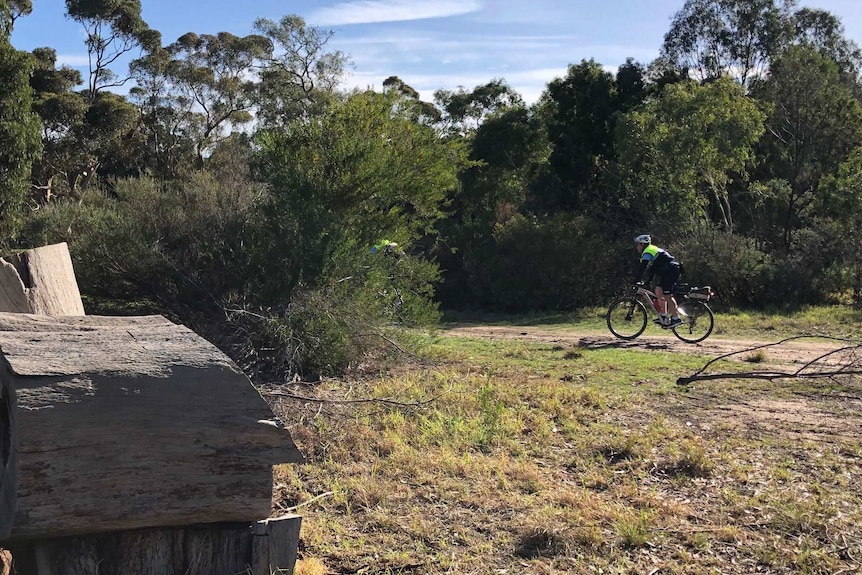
[0, 243, 84, 316]
[5, 516, 301, 575]
[0, 365, 16, 540]
[0, 313, 304, 540]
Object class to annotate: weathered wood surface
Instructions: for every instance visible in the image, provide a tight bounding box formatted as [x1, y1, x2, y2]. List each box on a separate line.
[6, 515, 301, 575]
[0, 362, 17, 540]
[0, 243, 84, 316]
[252, 514, 302, 575]
[0, 313, 304, 540]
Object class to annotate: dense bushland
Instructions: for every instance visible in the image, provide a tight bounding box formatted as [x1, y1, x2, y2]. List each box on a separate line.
[3, 0, 862, 378]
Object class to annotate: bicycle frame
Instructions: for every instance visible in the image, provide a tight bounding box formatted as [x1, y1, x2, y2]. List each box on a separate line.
[634, 285, 667, 319]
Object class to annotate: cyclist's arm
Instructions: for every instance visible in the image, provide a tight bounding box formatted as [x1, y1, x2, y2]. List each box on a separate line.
[633, 256, 650, 283]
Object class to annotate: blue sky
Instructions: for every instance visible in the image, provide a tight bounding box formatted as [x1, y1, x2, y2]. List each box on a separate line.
[10, 0, 862, 104]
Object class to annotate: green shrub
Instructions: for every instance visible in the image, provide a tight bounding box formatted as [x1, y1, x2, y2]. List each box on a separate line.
[463, 213, 623, 312]
[16, 165, 443, 380]
[675, 228, 774, 307]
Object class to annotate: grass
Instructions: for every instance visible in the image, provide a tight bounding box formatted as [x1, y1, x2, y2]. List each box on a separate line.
[270, 309, 862, 575]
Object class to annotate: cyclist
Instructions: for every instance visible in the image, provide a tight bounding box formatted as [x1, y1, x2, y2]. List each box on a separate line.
[371, 239, 404, 257]
[633, 234, 682, 328]
[371, 239, 405, 320]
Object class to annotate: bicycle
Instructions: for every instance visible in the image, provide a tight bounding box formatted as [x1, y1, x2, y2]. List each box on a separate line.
[606, 283, 715, 343]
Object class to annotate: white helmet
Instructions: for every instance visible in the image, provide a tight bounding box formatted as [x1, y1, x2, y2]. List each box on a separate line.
[634, 234, 651, 245]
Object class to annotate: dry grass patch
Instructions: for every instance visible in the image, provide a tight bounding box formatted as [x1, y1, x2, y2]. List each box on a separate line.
[264, 332, 862, 575]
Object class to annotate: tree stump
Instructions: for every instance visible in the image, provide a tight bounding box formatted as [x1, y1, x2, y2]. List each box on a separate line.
[0, 312, 303, 540]
[0, 243, 84, 316]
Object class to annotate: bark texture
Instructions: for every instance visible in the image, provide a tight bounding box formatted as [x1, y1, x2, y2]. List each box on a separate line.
[5, 515, 301, 575]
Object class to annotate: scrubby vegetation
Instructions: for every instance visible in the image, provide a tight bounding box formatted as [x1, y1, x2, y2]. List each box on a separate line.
[2, 0, 862, 381]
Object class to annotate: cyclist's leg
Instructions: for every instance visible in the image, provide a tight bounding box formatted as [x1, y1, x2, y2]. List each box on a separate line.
[660, 266, 682, 320]
[654, 278, 669, 323]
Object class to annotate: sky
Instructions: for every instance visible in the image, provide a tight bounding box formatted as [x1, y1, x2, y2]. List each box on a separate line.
[10, 0, 862, 105]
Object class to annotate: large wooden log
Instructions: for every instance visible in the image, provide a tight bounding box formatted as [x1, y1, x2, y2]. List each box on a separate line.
[0, 243, 84, 316]
[0, 363, 17, 540]
[0, 313, 304, 540]
[5, 515, 301, 575]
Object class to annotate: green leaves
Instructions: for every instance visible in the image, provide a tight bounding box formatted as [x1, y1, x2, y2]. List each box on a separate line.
[753, 44, 862, 248]
[0, 39, 42, 238]
[617, 77, 765, 232]
[65, 0, 160, 97]
[661, 0, 794, 87]
[252, 15, 349, 127]
[253, 89, 468, 303]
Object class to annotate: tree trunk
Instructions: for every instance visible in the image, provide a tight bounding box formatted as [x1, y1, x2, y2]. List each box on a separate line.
[0, 313, 303, 540]
[0, 243, 85, 316]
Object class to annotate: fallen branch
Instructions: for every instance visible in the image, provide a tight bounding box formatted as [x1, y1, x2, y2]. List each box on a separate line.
[677, 369, 862, 386]
[677, 335, 862, 386]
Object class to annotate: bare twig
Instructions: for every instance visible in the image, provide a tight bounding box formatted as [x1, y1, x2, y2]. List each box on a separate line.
[264, 389, 449, 408]
[278, 491, 334, 513]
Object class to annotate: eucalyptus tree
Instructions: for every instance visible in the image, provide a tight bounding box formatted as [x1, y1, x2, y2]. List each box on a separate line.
[164, 31, 270, 168]
[434, 78, 524, 136]
[661, 0, 862, 90]
[65, 0, 160, 101]
[616, 77, 765, 233]
[0, 0, 41, 237]
[27, 45, 140, 196]
[29, 47, 87, 199]
[752, 45, 862, 250]
[382, 76, 440, 123]
[791, 8, 862, 83]
[817, 147, 862, 305]
[541, 59, 646, 217]
[128, 47, 200, 178]
[21, 0, 161, 196]
[661, 0, 795, 87]
[253, 15, 350, 127]
[431, 78, 528, 218]
[1, 0, 30, 35]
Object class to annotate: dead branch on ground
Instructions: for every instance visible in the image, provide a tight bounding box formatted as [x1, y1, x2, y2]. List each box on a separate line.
[677, 335, 862, 386]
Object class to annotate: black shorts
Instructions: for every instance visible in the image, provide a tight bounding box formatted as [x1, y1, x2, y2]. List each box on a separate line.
[656, 264, 681, 293]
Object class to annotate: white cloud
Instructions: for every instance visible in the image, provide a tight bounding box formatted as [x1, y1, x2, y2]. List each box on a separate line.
[56, 54, 90, 67]
[309, 0, 482, 25]
[342, 66, 568, 105]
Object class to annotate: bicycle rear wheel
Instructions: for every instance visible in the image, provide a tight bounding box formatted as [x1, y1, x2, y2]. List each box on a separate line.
[606, 297, 648, 339]
[672, 300, 714, 343]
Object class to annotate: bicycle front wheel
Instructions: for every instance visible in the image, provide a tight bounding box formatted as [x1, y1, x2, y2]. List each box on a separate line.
[606, 297, 648, 339]
[672, 300, 714, 343]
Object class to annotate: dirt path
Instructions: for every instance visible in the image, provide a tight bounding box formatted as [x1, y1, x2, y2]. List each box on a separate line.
[443, 324, 859, 369]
